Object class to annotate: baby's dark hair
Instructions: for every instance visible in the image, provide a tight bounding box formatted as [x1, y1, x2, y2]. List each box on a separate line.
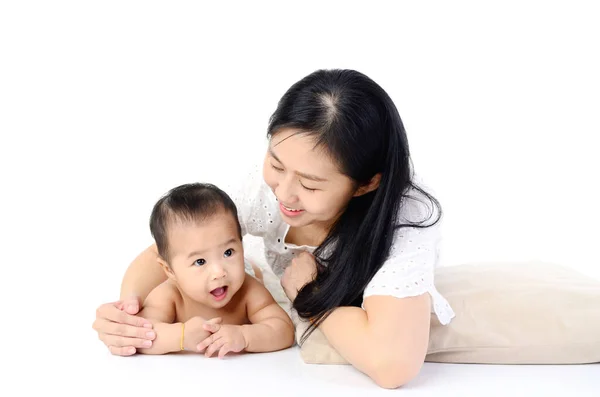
[149, 183, 241, 262]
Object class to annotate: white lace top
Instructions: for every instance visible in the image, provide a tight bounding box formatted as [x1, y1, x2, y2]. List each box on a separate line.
[227, 164, 455, 325]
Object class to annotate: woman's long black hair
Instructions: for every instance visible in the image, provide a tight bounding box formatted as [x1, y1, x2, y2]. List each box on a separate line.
[267, 69, 442, 343]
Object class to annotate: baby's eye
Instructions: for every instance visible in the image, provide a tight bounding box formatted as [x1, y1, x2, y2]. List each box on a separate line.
[224, 249, 234, 257]
[193, 259, 206, 266]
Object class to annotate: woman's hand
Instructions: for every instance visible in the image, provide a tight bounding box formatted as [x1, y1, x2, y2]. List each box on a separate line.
[280, 251, 318, 301]
[92, 295, 156, 356]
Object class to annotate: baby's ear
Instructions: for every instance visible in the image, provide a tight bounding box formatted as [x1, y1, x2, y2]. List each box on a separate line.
[157, 257, 176, 280]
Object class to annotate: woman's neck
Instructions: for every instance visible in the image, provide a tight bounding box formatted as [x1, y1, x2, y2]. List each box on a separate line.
[286, 223, 330, 247]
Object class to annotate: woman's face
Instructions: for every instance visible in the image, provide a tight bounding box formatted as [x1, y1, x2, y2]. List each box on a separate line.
[262, 128, 359, 232]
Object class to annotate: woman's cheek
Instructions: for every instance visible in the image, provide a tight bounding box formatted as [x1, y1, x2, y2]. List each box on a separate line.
[305, 198, 325, 217]
[262, 167, 276, 189]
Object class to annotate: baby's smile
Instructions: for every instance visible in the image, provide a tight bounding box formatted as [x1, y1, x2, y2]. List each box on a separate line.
[210, 286, 229, 301]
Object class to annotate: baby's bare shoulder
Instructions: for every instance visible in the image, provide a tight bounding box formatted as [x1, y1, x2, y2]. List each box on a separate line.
[139, 280, 179, 323]
[146, 279, 180, 305]
[241, 274, 276, 309]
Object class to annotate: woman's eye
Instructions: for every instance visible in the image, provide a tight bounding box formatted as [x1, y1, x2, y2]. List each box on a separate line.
[300, 182, 316, 192]
[271, 163, 284, 172]
[224, 249, 234, 257]
[193, 259, 206, 266]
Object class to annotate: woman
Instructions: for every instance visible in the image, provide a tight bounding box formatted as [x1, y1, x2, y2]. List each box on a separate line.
[92, 69, 455, 389]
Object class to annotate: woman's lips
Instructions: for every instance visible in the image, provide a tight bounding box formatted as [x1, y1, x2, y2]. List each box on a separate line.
[279, 202, 305, 217]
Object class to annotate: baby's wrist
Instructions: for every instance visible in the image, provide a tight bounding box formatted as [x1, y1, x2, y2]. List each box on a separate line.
[182, 320, 200, 351]
[180, 322, 188, 351]
[240, 325, 251, 350]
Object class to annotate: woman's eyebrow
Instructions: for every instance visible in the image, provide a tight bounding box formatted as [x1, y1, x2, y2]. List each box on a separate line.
[268, 147, 282, 163]
[268, 147, 328, 182]
[297, 171, 328, 182]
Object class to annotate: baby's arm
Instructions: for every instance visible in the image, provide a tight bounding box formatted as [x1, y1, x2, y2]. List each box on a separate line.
[197, 275, 295, 358]
[241, 275, 295, 353]
[138, 282, 221, 355]
[136, 282, 183, 355]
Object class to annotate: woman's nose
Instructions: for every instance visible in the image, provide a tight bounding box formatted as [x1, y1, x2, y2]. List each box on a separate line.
[275, 175, 298, 204]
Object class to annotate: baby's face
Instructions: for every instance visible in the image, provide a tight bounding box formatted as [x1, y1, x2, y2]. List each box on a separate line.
[166, 211, 245, 309]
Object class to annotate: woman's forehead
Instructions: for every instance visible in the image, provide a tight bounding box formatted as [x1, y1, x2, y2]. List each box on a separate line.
[269, 130, 341, 176]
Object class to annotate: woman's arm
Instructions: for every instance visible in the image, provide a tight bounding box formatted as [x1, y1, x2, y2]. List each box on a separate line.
[281, 252, 431, 388]
[317, 294, 431, 389]
[135, 282, 178, 355]
[93, 243, 167, 356]
[120, 243, 167, 301]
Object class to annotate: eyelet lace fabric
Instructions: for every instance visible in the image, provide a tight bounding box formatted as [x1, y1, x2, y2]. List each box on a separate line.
[224, 164, 455, 325]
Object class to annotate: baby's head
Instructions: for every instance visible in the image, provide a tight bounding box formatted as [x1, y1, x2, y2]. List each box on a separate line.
[149, 183, 245, 308]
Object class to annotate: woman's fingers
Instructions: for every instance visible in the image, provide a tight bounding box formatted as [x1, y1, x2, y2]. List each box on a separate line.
[95, 302, 153, 329]
[99, 332, 153, 349]
[92, 300, 155, 355]
[121, 295, 143, 315]
[108, 345, 137, 356]
[95, 318, 156, 340]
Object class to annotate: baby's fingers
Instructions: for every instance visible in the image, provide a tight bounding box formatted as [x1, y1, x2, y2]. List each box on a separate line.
[218, 344, 232, 359]
[205, 337, 226, 358]
[202, 322, 221, 333]
[197, 332, 219, 353]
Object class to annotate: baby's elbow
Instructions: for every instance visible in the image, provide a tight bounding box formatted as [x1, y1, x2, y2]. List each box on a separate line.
[283, 323, 296, 348]
[368, 359, 422, 389]
[272, 317, 295, 350]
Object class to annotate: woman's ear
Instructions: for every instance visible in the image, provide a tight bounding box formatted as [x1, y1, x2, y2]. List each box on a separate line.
[354, 173, 381, 197]
[157, 257, 176, 281]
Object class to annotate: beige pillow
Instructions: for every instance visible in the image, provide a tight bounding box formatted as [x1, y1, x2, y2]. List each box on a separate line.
[293, 261, 600, 365]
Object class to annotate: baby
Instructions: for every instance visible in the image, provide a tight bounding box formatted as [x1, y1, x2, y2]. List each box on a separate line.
[135, 182, 295, 358]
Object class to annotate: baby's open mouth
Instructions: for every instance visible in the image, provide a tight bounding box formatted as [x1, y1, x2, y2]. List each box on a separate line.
[210, 286, 228, 298]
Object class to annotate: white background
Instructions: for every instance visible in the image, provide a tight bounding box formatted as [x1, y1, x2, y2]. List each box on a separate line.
[1, 1, 599, 395]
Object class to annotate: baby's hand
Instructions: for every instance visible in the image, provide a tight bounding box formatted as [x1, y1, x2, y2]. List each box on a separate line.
[197, 323, 247, 359]
[183, 316, 222, 352]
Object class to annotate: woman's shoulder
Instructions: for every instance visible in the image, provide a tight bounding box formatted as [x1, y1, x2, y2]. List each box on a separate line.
[363, 176, 455, 324]
[397, 175, 442, 227]
[377, 175, 444, 271]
